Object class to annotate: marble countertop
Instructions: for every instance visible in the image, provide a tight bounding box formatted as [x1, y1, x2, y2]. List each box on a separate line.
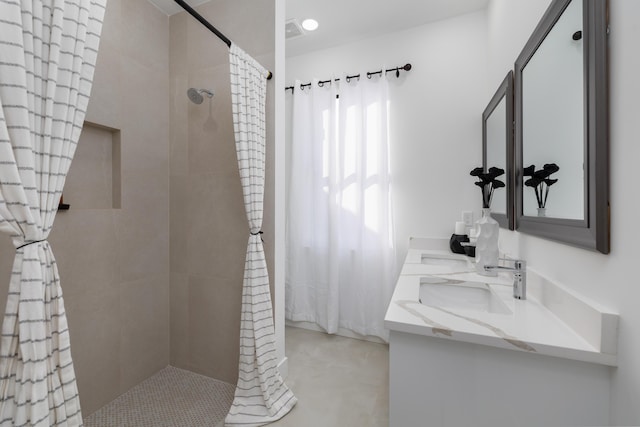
[384, 238, 618, 366]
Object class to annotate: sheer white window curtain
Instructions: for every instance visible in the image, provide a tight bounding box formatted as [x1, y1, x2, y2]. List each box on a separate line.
[286, 73, 396, 341]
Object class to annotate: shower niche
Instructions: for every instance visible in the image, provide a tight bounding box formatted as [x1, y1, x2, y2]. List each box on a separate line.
[63, 122, 122, 209]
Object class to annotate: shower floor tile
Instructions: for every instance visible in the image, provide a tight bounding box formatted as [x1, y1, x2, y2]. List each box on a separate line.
[83, 366, 235, 427]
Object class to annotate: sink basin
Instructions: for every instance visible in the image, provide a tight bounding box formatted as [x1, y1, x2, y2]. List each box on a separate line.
[421, 254, 469, 268]
[418, 276, 511, 315]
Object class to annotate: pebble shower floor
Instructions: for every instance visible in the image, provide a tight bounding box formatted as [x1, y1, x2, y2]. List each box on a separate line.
[83, 366, 235, 427]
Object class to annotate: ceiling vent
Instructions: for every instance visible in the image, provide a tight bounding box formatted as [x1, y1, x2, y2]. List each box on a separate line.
[285, 19, 305, 39]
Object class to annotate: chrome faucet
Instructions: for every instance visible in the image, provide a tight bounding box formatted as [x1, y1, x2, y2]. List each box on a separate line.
[484, 259, 527, 300]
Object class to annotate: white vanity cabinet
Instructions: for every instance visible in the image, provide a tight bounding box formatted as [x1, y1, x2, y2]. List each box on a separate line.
[385, 238, 617, 427]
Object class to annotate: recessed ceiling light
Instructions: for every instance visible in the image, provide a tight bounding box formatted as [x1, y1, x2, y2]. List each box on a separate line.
[301, 18, 319, 31]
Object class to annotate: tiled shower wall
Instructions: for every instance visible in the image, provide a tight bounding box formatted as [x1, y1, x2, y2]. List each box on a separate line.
[0, 0, 170, 417]
[0, 0, 276, 416]
[168, 1, 276, 385]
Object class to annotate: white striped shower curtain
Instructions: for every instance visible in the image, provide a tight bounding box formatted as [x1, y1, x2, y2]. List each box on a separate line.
[225, 43, 297, 427]
[0, 0, 106, 425]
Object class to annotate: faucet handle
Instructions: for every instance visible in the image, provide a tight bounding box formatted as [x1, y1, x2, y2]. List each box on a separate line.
[498, 257, 526, 270]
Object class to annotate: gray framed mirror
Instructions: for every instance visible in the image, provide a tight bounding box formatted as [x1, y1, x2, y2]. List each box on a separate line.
[515, 0, 609, 253]
[483, 71, 514, 230]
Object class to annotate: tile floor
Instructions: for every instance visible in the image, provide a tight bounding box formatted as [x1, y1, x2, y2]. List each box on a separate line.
[271, 327, 389, 427]
[83, 366, 235, 426]
[83, 326, 389, 427]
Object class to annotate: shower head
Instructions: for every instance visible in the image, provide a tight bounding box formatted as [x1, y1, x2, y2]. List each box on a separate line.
[187, 88, 214, 104]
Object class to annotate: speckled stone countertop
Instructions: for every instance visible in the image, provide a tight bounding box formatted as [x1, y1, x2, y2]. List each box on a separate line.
[384, 238, 618, 366]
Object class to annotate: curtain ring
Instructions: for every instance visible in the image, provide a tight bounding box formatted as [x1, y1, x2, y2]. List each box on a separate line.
[346, 76, 351, 83]
[318, 81, 324, 87]
[367, 72, 372, 79]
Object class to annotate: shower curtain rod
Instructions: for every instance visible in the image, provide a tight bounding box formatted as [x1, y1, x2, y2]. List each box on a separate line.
[173, 0, 273, 80]
[285, 63, 412, 93]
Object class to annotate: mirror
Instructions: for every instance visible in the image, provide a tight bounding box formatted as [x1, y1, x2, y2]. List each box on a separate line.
[515, 0, 609, 253]
[522, 0, 583, 220]
[483, 72, 514, 230]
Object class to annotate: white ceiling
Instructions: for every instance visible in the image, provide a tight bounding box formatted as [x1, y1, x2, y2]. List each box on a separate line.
[147, 0, 210, 15]
[148, 0, 490, 56]
[285, 0, 489, 57]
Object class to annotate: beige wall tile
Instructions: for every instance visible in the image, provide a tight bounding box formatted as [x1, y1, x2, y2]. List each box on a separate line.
[186, 65, 236, 176]
[185, 12, 229, 71]
[168, 0, 276, 388]
[117, 55, 170, 282]
[49, 210, 119, 298]
[0, 0, 173, 418]
[66, 285, 121, 417]
[170, 175, 188, 274]
[184, 1, 274, 71]
[64, 125, 114, 210]
[85, 43, 122, 129]
[0, 0, 275, 417]
[97, 0, 121, 49]
[120, 275, 170, 392]
[0, 236, 13, 331]
[0, 0, 283, 418]
[186, 171, 246, 280]
[169, 12, 188, 76]
[170, 74, 189, 177]
[188, 275, 242, 384]
[170, 272, 189, 368]
[120, 0, 169, 70]
[119, 59, 170, 180]
[114, 210, 169, 284]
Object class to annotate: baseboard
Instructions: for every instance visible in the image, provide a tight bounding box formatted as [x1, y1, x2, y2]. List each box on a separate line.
[285, 319, 387, 344]
[277, 356, 289, 379]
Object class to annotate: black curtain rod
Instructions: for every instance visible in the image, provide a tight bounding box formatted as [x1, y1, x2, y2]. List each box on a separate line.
[285, 63, 412, 93]
[173, 0, 273, 80]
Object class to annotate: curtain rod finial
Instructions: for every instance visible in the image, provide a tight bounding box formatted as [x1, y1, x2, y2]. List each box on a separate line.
[267, 71, 273, 80]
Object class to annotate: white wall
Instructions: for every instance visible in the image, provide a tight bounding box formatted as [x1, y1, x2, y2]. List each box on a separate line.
[286, 10, 489, 270]
[274, 0, 287, 376]
[489, 0, 640, 424]
[287, 1, 640, 423]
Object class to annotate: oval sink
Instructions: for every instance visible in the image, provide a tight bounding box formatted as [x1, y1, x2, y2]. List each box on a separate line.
[418, 276, 511, 315]
[421, 254, 469, 267]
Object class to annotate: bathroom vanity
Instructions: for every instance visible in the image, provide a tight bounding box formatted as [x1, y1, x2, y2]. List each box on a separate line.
[384, 238, 618, 427]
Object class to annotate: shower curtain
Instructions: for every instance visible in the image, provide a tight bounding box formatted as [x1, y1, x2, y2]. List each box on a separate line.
[0, 0, 106, 425]
[225, 43, 297, 427]
[286, 73, 396, 341]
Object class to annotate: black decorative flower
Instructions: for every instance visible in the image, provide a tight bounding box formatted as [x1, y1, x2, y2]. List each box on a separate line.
[524, 164, 560, 208]
[470, 167, 484, 177]
[470, 166, 505, 209]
